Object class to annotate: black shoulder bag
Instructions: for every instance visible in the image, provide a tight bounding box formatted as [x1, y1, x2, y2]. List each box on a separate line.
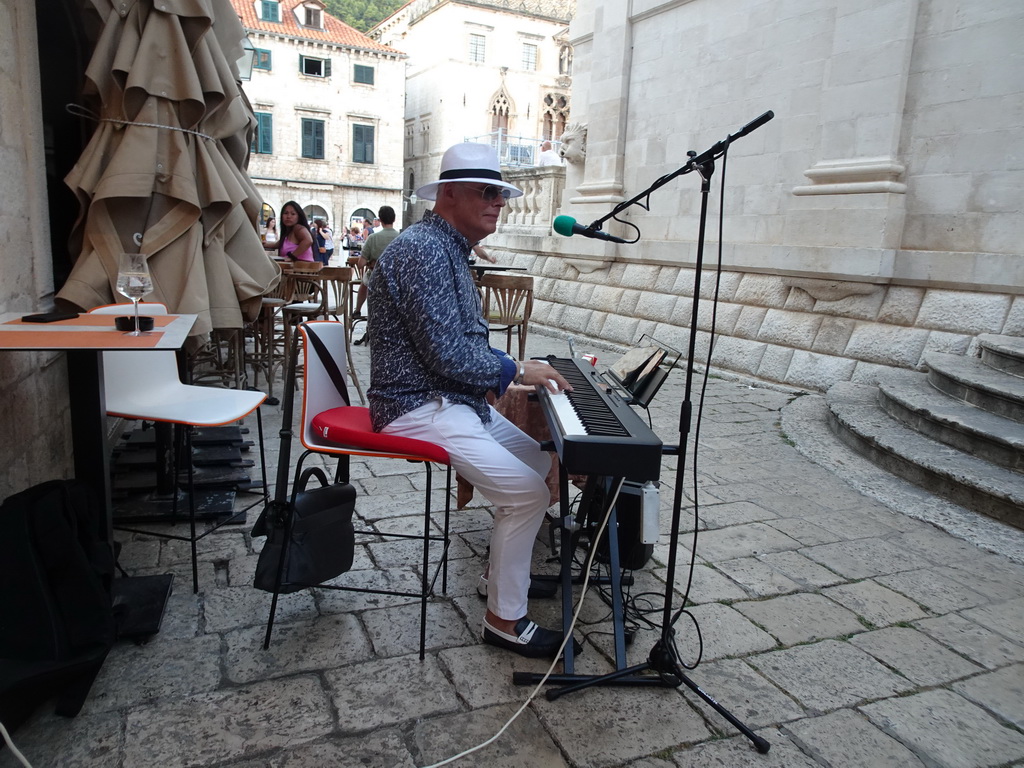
[252, 466, 355, 593]
[252, 323, 356, 594]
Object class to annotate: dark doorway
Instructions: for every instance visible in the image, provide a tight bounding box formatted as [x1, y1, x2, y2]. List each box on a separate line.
[35, 0, 91, 291]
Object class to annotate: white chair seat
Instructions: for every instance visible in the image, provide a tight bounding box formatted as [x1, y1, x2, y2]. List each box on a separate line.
[92, 304, 265, 425]
[104, 378, 265, 426]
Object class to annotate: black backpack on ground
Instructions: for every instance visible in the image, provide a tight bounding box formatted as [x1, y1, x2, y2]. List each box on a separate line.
[0, 480, 116, 732]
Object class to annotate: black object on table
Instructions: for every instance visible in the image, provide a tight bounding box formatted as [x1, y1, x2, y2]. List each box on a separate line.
[469, 263, 527, 280]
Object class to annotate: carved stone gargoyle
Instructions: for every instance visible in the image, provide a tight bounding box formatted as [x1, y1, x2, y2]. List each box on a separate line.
[558, 122, 587, 165]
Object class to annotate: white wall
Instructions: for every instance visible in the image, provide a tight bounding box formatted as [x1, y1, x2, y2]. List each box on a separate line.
[373, 1, 571, 223]
[564, 0, 1023, 291]
[898, 1, 1023, 285]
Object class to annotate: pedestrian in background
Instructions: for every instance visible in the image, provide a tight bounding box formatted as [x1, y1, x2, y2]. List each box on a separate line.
[274, 201, 314, 262]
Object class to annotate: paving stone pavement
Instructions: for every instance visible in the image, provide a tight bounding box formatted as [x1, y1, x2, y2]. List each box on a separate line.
[4, 329, 1024, 768]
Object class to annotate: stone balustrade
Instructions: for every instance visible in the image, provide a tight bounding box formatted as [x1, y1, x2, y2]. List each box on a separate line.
[501, 166, 565, 233]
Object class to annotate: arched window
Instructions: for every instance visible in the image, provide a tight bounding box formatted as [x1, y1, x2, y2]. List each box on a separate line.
[351, 207, 375, 227]
[304, 204, 328, 223]
[259, 202, 277, 241]
[542, 93, 570, 141]
[490, 89, 512, 137]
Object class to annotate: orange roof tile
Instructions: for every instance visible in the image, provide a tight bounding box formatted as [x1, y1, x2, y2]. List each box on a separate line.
[228, 0, 404, 55]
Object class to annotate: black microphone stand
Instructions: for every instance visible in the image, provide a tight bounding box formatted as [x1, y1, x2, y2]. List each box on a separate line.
[537, 112, 774, 755]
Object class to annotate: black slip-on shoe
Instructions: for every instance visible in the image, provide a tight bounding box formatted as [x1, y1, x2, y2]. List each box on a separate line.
[481, 617, 581, 659]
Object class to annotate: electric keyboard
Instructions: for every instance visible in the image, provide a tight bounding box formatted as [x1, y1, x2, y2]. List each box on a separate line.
[536, 356, 662, 480]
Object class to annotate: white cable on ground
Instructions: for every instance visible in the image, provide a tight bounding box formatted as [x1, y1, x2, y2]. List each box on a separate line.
[423, 481, 624, 768]
[0, 719, 34, 768]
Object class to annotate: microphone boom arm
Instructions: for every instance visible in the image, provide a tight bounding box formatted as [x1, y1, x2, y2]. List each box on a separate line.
[587, 110, 774, 231]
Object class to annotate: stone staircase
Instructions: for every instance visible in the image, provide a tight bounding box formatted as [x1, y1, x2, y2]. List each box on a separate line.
[825, 334, 1024, 530]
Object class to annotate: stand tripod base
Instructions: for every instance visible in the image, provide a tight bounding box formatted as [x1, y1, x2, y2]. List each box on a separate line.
[536, 469, 771, 755]
[514, 658, 771, 755]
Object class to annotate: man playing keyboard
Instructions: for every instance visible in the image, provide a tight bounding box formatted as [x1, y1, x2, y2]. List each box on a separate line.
[367, 143, 577, 659]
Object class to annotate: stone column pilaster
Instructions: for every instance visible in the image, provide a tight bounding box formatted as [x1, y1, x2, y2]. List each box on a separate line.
[788, 0, 920, 256]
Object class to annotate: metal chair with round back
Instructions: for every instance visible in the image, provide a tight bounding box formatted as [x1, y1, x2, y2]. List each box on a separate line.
[261, 320, 451, 660]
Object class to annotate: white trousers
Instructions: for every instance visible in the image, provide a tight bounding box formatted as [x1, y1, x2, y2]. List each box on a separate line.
[383, 398, 550, 620]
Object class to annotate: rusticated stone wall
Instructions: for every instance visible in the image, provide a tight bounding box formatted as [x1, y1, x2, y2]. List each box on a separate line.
[487, 243, 1024, 391]
[491, 151, 1023, 390]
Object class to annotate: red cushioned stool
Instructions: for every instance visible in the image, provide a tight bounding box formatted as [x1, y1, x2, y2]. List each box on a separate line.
[262, 320, 451, 660]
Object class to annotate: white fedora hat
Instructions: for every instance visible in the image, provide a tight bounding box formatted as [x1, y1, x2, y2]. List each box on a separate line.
[414, 142, 523, 201]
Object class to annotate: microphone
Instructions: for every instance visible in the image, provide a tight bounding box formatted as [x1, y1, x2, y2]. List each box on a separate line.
[735, 110, 774, 139]
[553, 215, 628, 244]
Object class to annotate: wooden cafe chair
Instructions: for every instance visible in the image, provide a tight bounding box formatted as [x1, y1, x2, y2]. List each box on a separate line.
[346, 255, 369, 341]
[479, 273, 534, 361]
[279, 270, 328, 386]
[318, 266, 365, 404]
[246, 276, 292, 400]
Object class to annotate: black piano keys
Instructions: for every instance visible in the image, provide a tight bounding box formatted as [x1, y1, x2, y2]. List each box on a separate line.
[547, 357, 630, 437]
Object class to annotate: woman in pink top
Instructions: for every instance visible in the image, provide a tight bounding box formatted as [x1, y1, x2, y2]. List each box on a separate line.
[277, 201, 315, 262]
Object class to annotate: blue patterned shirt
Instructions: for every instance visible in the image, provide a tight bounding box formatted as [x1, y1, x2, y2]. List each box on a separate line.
[367, 210, 516, 431]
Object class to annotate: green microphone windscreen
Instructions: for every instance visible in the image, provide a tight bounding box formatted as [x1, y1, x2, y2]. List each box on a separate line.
[552, 215, 576, 237]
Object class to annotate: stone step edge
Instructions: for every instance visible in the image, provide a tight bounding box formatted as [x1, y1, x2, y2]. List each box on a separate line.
[923, 352, 1024, 418]
[978, 334, 1024, 379]
[826, 382, 1024, 530]
[877, 371, 1024, 473]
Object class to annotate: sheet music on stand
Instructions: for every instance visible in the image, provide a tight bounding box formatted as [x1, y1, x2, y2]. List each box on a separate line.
[602, 334, 681, 409]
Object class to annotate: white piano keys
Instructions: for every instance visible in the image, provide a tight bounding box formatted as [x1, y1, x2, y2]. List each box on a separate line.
[546, 390, 587, 436]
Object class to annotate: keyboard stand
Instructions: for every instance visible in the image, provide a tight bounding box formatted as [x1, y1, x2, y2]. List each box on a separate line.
[517, 444, 769, 756]
[514, 468, 648, 690]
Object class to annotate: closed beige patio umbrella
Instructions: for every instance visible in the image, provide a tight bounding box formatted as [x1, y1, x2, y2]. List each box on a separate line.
[58, 0, 280, 337]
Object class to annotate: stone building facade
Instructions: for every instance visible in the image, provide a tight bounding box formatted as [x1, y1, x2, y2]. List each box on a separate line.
[489, 0, 1024, 391]
[369, 0, 573, 227]
[231, 0, 407, 231]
